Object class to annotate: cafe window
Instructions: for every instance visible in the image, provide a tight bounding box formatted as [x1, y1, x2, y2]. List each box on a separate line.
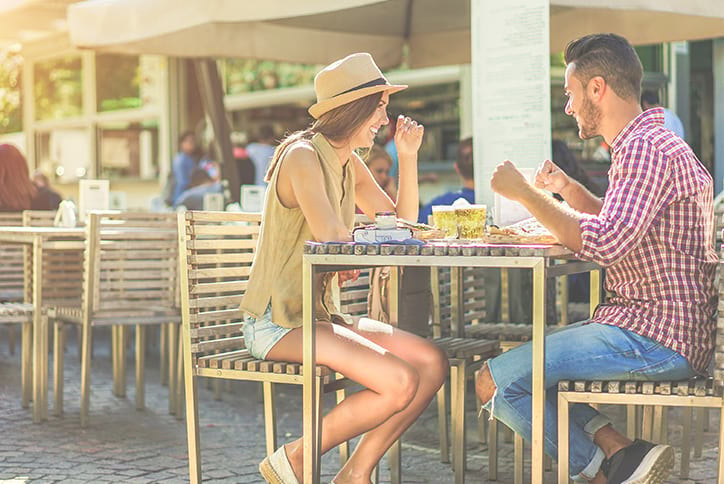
[0, 48, 23, 134]
[96, 54, 163, 111]
[99, 121, 159, 180]
[35, 128, 91, 183]
[222, 59, 319, 95]
[34, 55, 83, 121]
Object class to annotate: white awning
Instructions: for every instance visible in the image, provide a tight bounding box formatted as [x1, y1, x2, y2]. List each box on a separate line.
[67, 0, 724, 67]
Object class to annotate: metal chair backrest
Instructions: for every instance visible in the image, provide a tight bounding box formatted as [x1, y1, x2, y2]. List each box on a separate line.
[177, 211, 260, 370]
[85, 211, 179, 318]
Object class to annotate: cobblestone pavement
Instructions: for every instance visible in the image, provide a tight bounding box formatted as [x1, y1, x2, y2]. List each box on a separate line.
[0, 326, 718, 483]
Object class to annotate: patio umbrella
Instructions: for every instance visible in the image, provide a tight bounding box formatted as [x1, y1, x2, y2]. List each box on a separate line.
[68, 0, 724, 67]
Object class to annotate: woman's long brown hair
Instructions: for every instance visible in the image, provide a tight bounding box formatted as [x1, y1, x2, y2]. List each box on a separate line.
[0, 144, 36, 211]
[264, 92, 383, 182]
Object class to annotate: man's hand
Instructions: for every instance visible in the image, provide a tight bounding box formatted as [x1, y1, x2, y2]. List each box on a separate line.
[490, 160, 531, 201]
[534, 160, 570, 194]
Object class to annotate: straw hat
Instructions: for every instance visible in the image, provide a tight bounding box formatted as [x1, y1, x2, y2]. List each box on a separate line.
[308, 53, 407, 119]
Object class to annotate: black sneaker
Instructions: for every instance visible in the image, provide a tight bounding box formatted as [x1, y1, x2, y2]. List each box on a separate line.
[600, 439, 674, 484]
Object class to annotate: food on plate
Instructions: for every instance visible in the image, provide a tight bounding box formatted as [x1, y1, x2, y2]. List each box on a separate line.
[485, 218, 558, 244]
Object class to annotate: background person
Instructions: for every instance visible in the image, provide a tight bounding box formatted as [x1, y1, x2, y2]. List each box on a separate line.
[31, 170, 62, 210]
[170, 131, 198, 205]
[641, 89, 685, 139]
[240, 52, 447, 484]
[0, 144, 59, 211]
[173, 167, 223, 210]
[363, 144, 397, 200]
[481, 33, 716, 484]
[246, 124, 277, 186]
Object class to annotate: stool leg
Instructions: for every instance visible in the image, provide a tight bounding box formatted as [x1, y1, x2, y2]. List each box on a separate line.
[336, 378, 350, 465]
[388, 439, 401, 484]
[263, 381, 276, 456]
[452, 360, 466, 484]
[135, 325, 145, 410]
[680, 407, 692, 480]
[514, 433, 524, 484]
[53, 322, 64, 416]
[487, 412, 498, 481]
[160, 324, 168, 386]
[694, 408, 705, 458]
[437, 380, 450, 463]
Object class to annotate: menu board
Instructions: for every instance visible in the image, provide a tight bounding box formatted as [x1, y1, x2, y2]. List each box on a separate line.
[472, 0, 552, 223]
[79, 179, 110, 222]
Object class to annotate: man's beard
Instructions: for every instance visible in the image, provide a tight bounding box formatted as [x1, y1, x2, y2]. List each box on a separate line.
[578, 94, 602, 139]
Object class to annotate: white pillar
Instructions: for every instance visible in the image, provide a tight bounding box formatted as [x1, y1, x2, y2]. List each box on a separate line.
[472, 0, 551, 223]
[714, 39, 724, 194]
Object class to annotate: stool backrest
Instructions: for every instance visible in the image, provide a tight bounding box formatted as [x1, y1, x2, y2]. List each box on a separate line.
[178, 211, 261, 368]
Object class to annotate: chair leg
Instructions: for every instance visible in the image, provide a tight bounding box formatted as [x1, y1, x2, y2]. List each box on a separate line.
[8, 325, 15, 356]
[437, 380, 450, 463]
[111, 326, 118, 396]
[175, 333, 184, 419]
[118, 325, 127, 398]
[213, 379, 222, 401]
[183, 367, 202, 483]
[514, 433, 524, 484]
[694, 408, 705, 458]
[53, 322, 64, 416]
[557, 392, 571, 484]
[336, 377, 350, 466]
[388, 438, 401, 484]
[626, 404, 637, 440]
[476, 393, 487, 446]
[717, 407, 724, 482]
[168, 323, 178, 414]
[160, 324, 168, 386]
[135, 325, 145, 410]
[263, 381, 277, 457]
[21, 319, 31, 408]
[80, 324, 92, 427]
[641, 405, 654, 441]
[680, 407, 692, 480]
[452, 360, 466, 484]
[487, 411, 498, 481]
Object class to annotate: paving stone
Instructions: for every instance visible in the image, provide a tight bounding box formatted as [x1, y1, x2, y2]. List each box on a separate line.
[0, 328, 721, 483]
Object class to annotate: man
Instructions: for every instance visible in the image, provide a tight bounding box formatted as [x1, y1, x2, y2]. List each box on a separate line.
[246, 125, 276, 186]
[418, 137, 474, 224]
[171, 131, 197, 204]
[641, 89, 685, 139]
[477, 33, 717, 484]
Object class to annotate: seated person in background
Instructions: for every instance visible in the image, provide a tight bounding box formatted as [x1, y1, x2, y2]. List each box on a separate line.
[32, 171, 62, 210]
[0, 144, 60, 211]
[418, 136, 474, 223]
[552, 139, 604, 198]
[364, 144, 397, 199]
[641, 89, 685, 139]
[173, 167, 223, 210]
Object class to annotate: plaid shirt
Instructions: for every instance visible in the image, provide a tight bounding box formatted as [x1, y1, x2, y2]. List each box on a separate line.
[576, 108, 718, 374]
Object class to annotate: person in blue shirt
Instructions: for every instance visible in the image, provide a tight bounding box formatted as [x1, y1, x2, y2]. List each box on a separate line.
[172, 131, 198, 204]
[246, 125, 277, 186]
[418, 137, 474, 223]
[641, 90, 685, 139]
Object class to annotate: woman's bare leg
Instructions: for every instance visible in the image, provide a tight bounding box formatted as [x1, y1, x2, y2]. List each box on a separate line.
[333, 318, 448, 482]
[266, 320, 426, 483]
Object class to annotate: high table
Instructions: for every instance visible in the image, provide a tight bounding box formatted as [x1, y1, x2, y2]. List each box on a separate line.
[0, 226, 85, 422]
[301, 241, 601, 484]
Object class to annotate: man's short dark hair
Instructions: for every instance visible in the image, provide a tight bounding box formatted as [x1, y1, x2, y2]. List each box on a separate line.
[564, 33, 643, 102]
[641, 90, 660, 106]
[456, 137, 473, 180]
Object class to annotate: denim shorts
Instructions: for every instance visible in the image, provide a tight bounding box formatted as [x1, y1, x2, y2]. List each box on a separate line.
[243, 305, 293, 360]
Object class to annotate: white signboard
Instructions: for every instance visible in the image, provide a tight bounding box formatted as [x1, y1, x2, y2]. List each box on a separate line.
[472, 0, 552, 216]
[241, 184, 266, 213]
[79, 179, 110, 222]
[202, 193, 225, 211]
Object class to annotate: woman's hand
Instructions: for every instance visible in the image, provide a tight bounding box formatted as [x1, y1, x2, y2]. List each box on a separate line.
[394, 115, 424, 158]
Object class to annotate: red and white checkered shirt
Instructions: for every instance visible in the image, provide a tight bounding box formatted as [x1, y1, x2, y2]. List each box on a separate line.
[576, 108, 718, 374]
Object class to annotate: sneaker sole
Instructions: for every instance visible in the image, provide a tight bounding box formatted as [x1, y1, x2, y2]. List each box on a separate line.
[259, 456, 285, 484]
[622, 444, 674, 484]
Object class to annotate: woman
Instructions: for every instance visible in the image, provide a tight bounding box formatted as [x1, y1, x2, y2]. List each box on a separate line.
[0, 144, 59, 211]
[364, 144, 397, 199]
[240, 53, 448, 484]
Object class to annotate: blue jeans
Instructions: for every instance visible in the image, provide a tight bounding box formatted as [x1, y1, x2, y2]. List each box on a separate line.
[483, 321, 695, 481]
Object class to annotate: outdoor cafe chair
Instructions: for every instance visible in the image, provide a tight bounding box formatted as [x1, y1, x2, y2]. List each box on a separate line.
[557, 246, 724, 483]
[0, 212, 25, 356]
[178, 210, 352, 483]
[50, 211, 180, 427]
